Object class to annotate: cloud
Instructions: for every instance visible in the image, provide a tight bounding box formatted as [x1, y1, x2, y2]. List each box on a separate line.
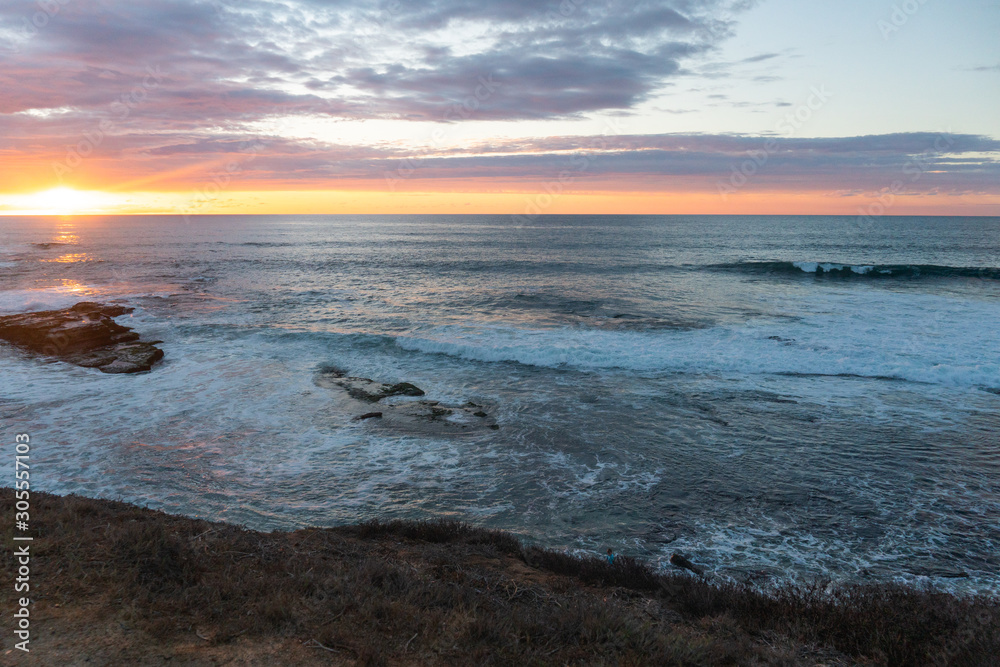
[6, 116, 997, 196]
[0, 0, 753, 123]
[358, 133, 1000, 193]
[3, 1, 995, 200]
[740, 52, 781, 63]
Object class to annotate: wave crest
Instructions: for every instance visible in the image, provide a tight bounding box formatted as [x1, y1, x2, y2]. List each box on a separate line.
[713, 261, 1000, 280]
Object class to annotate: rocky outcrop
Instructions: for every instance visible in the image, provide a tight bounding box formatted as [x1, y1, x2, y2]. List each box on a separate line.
[670, 553, 705, 576]
[315, 366, 499, 435]
[323, 371, 426, 402]
[0, 302, 163, 374]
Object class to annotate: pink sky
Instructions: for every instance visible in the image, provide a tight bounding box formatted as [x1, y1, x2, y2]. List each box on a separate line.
[1, 0, 998, 215]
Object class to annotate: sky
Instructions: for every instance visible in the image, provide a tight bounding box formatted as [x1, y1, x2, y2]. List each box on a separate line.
[0, 0, 998, 216]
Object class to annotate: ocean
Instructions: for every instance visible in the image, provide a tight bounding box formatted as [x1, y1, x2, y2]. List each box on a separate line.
[1, 214, 998, 593]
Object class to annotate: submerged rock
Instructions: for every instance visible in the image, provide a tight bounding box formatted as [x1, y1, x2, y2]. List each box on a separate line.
[315, 365, 499, 435]
[318, 368, 426, 402]
[0, 302, 163, 374]
[669, 553, 705, 576]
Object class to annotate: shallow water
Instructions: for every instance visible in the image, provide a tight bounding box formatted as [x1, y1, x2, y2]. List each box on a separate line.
[1, 214, 998, 593]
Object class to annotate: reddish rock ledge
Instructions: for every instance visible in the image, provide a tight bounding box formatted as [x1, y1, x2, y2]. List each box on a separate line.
[0, 301, 163, 373]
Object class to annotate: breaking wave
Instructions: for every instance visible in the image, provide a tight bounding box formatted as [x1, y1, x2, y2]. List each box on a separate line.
[712, 261, 1000, 280]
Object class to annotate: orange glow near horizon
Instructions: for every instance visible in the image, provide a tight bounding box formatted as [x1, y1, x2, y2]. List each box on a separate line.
[1, 187, 999, 217]
[0, 188, 123, 216]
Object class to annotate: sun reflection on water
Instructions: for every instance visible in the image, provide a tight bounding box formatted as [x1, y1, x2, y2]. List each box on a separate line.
[42, 253, 93, 263]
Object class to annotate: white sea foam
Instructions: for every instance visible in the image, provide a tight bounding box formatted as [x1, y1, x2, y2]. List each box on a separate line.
[660, 513, 1000, 595]
[792, 262, 875, 274]
[0, 284, 197, 315]
[394, 291, 1000, 388]
[0, 287, 100, 313]
[0, 330, 512, 530]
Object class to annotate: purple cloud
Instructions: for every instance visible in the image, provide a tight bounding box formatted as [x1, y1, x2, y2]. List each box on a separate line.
[0, 0, 750, 121]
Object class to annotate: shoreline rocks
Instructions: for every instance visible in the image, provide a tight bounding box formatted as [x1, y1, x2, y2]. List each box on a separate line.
[0, 302, 163, 374]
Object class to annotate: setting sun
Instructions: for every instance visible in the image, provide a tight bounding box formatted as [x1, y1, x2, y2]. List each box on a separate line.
[0, 187, 120, 216]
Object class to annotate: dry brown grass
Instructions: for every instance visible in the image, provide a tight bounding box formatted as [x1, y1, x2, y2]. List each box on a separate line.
[1, 489, 996, 665]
